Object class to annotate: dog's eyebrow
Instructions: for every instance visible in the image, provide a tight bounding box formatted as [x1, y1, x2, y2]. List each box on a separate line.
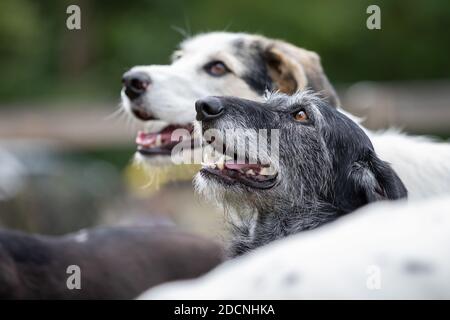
[264, 91, 327, 118]
[233, 38, 245, 50]
[266, 91, 312, 106]
[170, 50, 183, 61]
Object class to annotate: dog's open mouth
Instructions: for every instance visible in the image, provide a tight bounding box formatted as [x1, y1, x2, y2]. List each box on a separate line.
[201, 152, 278, 189]
[136, 124, 194, 156]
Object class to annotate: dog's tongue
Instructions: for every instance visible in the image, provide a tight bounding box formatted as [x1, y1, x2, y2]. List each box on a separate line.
[136, 125, 194, 148]
[136, 131, 172, 147]
[136, 131, 155, 147]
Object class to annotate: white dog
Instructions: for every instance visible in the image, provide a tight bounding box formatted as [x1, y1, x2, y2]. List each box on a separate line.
[139, 195, 450, 299]
[121, 32, 450, 199]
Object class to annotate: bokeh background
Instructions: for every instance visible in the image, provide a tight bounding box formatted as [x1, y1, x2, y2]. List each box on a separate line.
[0, 0, 449, 237]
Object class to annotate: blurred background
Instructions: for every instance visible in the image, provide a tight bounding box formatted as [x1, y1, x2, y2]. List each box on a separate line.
[0, 0, 449, 238]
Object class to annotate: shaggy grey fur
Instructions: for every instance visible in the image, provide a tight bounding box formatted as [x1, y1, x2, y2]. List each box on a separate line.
[195, 92, 407, 257]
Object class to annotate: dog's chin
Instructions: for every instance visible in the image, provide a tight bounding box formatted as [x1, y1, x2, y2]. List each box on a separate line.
[194, 172, 271, 217]
[194, 172, 233, 203]
[134, 152, 173, 167]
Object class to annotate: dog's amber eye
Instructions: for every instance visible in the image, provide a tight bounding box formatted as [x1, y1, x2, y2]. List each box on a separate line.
[204, 61, 229, 77]
[294, 110, 308, 122]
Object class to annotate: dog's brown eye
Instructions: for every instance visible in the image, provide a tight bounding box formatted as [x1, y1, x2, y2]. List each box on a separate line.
[204, 61, 229, 77]
[294, 110, 308, 122]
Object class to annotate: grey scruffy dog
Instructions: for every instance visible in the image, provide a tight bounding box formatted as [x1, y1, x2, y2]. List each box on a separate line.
[194, 91, 407, 256]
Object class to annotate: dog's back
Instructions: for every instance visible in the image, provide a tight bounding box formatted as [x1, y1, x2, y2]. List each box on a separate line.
[0, 227, 224, 299]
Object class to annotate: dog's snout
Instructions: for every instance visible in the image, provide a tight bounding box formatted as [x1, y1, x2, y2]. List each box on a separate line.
[195, 97, 224, 121]
[122, 71, 151, 100]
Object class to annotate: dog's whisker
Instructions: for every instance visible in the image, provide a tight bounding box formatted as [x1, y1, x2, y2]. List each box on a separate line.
[124, 113, 136, 133]
[171, 25, 190, 39]
[104, 106, 126, 121]
[183, 14, 192, 38]
[222, 21, 234, 32]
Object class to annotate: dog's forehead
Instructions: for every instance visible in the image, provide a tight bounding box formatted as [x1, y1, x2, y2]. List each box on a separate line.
[180, 32, 255, 55]
[265, 91, 321, 112]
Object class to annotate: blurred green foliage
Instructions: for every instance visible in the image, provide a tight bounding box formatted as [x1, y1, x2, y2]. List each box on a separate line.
[0, 0, 449, 105]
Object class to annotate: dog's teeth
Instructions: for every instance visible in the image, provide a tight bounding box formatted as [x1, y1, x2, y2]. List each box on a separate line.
[217, 154, 226, 162]
[214, 154, 226, 170]
[203, 151, 214, 164]
[246, 169, 255, 176]
[201, 158, 216, 168]
[201, 162, 213, 168]
[216, 161, 224, 170]
[214, 151, 225, 161]
[259, 166, 276, 176]
[202, 150, 228, 170]
[155, 134, 162, 146]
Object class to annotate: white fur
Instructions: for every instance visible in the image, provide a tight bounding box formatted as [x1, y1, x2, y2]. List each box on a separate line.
[139, 195, 450, 299]
[0, 147, 25, 200]
[122, 32, 450, 200]
[72, 229, 89, 243]
[370, 130, 450, 199]
[122, 33, 262, 125]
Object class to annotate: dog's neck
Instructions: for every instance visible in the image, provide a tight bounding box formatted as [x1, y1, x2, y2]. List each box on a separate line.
[227, 201, 340, 257]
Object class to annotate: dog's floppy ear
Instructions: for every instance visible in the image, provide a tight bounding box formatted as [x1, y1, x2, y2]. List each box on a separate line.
[263, 40, 340, 107]
[349, 150, 407, 203]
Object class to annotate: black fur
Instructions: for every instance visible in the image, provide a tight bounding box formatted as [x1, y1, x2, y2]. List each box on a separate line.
[233, 39, 273, 94]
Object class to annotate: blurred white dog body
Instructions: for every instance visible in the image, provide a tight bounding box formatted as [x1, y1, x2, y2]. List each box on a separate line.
[139, 195, 450, 299]
[369, 130, 450, 199]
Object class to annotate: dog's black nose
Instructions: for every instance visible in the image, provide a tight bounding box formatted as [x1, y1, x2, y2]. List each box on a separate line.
[195, 97, 224, 121]
[122, 71, 151, 100]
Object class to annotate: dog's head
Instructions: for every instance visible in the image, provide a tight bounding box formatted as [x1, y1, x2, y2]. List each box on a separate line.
[194, 92, 407, 222]
[122, 32, 339, 158]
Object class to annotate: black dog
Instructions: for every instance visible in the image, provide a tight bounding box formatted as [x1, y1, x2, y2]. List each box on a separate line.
[194, 92, 407, 256]
[0, 226, 224, 299]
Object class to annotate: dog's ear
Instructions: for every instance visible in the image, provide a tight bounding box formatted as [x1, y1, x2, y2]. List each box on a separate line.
[349, 151, 407, 203]
[263, 40, 340, 107]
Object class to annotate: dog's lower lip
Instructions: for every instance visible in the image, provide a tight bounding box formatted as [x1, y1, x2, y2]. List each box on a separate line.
[137, 146, 173, 155]
[201, 166, 277, 189]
